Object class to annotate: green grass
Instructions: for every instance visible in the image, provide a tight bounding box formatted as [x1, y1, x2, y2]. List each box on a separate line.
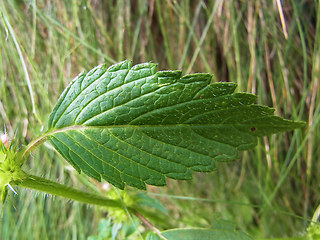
[0, 0, 319, 239]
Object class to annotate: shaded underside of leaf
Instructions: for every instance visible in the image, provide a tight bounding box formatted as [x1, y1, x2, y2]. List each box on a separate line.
[47, 60, 305, 189]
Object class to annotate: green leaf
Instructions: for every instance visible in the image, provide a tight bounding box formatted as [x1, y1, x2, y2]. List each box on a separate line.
[161, 228, 252, 240]
[134, 192, 168, 215]
[46, 60, 305, 190]
[148, 221, 253, 240]
[307, 223, 320, 239]
[145, 232, 161, 240]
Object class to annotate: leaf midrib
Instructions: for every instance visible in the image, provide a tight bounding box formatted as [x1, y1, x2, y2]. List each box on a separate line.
[47, 123, 249, 135]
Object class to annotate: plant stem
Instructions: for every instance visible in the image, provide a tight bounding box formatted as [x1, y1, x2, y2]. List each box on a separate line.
[20, 125, 85, 160]
[12, 174, 125, 209]
[135, 211, 167, 240]
[19, 133, 49, 160]
[12, 174, 168, 234]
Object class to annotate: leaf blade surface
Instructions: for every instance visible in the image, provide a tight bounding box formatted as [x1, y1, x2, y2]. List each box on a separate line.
[47, 60, 305, 189]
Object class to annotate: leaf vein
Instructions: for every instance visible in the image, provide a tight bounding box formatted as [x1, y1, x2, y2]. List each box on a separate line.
[73, 67, 132, 122]
[51, 135, 101, 179]
[79, 130, 155, 182]
[53, 68, 107, 126]
[136, 128, 214, 167]
[103, 129, 188, 175]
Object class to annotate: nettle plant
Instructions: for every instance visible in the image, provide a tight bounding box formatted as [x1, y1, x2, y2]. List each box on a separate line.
[0, 60, 316, 239]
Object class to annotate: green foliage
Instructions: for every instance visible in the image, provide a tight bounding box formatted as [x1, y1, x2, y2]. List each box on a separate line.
[134, 192, 168, 215]
[87, 218, 140, 240]
[307, 223, 320, 239]
[146, 226, 253, 240]
[0, 0, 318, 239]
[102, 188, 135, 223]
[160, 228, 252, 240]
[0, 139, 25, 203]
[46, 60, 304, 190]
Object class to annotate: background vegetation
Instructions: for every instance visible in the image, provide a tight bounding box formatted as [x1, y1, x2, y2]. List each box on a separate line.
[0, 0, 319, 239]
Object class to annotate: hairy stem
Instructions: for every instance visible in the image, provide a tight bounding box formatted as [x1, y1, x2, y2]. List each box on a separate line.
[12, 174, 168, 234]
[13, 174, 125, 209]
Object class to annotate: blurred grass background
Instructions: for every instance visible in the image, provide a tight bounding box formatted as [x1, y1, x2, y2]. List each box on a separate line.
[0, 0, 319, 239]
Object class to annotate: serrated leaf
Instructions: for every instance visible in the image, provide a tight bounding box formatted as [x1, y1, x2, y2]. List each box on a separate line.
[46, 60, 305, 189]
